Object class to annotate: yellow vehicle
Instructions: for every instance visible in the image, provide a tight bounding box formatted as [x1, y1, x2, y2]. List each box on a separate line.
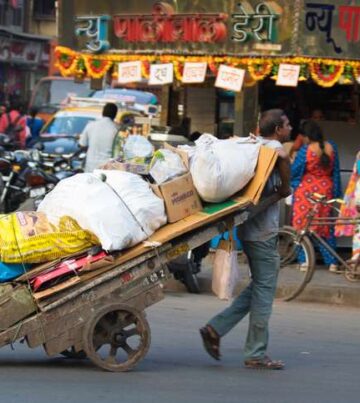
[38, 98, 139, 154]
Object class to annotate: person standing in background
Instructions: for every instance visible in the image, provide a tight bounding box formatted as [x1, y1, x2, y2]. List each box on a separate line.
[291, 120, 342, 272]
[79, 103, 119, 172]
[0, 102, 27, 149]
[26, 107, 44, 147]
[336, 151, 360, 262]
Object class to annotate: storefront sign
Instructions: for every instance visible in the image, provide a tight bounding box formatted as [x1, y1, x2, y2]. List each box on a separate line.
[69, 0, 290, 57]
[113, 2, 227, 43]
[215, 65, 245, 92]
[232, 1, 280, 43]
[118, 61, 142, 84]
[75, 15, 110, 53]
[149, 63, 173, 85]
[302, 1, 360, 58]
[339, 5, 360, 43]
[276, 63, 300, 87]
[182, 62, 207, 83]
[0, 37, 42, 64]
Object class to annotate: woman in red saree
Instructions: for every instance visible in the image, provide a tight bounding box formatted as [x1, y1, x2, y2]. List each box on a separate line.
[291, 120, 342, 271]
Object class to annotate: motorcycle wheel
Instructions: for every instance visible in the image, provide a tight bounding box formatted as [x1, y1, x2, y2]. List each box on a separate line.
[182, 262, 200, 294]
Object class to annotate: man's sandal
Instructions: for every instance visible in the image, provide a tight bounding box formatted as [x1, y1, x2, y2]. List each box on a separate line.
[244, 356, 285, 370]
[199, 325, 221, 361]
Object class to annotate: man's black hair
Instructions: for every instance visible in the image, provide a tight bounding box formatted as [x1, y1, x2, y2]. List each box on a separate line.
[259, 109, 286, 137]
[102, 103, 118, 120]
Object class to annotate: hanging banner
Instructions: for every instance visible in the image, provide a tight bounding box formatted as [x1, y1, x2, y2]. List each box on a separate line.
[276, 63, 300, 87]
[215, 65, 245, 92]
[182, 62, 207, 83]
[149, 63, 173, 85]
[118, 61, 142, 84]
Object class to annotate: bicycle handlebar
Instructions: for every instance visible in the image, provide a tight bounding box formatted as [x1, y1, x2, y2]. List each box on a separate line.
[307, 192, 345, 205]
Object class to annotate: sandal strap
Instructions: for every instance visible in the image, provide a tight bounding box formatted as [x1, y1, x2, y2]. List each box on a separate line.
[244, 356, 284, 370]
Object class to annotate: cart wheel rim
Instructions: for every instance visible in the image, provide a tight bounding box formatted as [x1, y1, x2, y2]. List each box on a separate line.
[83, 304, 150, 372]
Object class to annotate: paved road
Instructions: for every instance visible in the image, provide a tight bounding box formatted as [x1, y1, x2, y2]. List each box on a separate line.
[0, 293, 359, 403]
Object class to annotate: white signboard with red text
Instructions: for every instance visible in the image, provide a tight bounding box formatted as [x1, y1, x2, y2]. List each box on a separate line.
[118, 61, 142, 84]
[215, 65, 245, 92]
[276, 64, 300, 87]
[149, 63, 173, 85]
[182, 62, 207, 83]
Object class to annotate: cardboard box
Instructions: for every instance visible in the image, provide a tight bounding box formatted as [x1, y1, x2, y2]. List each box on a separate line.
[152, 172, 202, 223]
[100, 159, 151, 175]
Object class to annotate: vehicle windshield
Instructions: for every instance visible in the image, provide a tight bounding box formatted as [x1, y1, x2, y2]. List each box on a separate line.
[91, 89, 158, 105]
[33, 79, 92, 108]
[42, 116, 96, 136]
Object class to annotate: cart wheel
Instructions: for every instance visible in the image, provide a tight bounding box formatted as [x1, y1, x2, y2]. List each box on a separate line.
[344, 268, 360, 282]
[83, 304, 151, 372]
[60, 347, 87, 359]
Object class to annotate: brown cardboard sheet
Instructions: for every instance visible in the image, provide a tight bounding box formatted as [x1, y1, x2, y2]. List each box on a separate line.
[105, 145, 278, 266]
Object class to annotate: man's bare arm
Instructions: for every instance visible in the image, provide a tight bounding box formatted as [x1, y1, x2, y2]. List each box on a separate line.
[276, 148, 291, 198]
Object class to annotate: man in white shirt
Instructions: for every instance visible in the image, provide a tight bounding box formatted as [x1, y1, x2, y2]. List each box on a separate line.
[79, 103, 119, 172]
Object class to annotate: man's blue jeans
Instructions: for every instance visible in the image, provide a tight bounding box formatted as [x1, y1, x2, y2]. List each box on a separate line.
[208, 236, 280, 360]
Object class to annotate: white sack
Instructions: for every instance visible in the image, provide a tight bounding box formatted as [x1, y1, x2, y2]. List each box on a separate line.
[190, 136, 260, 202]
[149, 149, 187, 184]
[123, 135, 154, 160]
[212, 239, 241, 300]
[37, 172, 167, 251]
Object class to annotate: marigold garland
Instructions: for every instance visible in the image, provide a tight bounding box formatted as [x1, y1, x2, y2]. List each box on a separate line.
[83, 56, 113, 79]
[141, 61, 150, 79]
[173, 60, 183, 81]
[54, 46, 360, 88]
[248, 61, 273, 81]
[54, 47, 78, 77]
[310, 62, 344, 88]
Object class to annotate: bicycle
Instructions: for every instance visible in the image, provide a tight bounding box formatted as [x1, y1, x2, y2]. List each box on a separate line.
[276, 193, 360, 301]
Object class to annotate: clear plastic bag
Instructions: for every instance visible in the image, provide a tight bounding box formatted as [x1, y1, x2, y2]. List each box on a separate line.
[123, 135, 154, 161]
[149, 149, 187, 184]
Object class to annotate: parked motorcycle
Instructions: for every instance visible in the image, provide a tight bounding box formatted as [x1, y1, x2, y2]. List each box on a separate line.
[17, 149, 85, 211]
[167, 242, 210, 293]
[0, 150, 31, 213]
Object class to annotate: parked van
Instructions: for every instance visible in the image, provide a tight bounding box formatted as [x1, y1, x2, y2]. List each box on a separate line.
[29, 77, 92, 123]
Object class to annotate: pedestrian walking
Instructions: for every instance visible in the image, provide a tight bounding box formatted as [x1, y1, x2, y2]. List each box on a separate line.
[200, 109, 291, 370]
[336, 151, 360, 262]
[291, 119, 342, 272]
[79, 102, 119, 172]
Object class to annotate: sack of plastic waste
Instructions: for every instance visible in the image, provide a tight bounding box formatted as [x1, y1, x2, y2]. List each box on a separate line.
[189, 134, 261, 203]
[0, 212, 98, 263]
[38, 172, 167, 251]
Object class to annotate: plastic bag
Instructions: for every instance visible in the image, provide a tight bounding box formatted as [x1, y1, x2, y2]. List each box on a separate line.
[0, 262, 31, 282]
[212, 238, 241, 300]
[123, 135, 154, 161]
[149, 149, 187, 184]
[190, 136, 260, 203]
[38, 172, 166, 251]
[0, 212, 98, 264]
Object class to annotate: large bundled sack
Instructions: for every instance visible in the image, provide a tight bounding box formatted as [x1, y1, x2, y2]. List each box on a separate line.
[38, 172, 167, 251]
[0, 212, 98, 263]
[189, 135, 261, 203]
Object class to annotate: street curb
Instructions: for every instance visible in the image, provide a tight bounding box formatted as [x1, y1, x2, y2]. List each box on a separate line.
[165, 276, 360, 308]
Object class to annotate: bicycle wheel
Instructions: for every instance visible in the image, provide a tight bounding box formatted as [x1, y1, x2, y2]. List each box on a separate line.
[276, 226, 315, 301]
